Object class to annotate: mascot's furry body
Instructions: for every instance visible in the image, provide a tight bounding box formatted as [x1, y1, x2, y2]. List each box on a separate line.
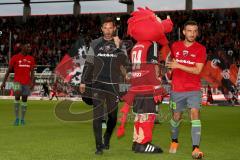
[117, 7, 173, 153]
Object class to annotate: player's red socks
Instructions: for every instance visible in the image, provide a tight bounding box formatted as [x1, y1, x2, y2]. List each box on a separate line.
[133, 114, 156, 144]
[133, 117, 140, 142]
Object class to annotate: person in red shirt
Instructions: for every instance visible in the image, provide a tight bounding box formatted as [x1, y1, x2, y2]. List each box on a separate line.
[166, 20, 206, 159]
[1, 42, 35, 126]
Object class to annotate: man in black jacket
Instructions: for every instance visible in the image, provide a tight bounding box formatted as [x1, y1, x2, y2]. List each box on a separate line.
[80, 17, 128, 155]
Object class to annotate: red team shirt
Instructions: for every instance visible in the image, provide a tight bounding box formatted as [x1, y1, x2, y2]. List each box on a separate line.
[9, 53, 35, 85]
[130, 41, 160, 88]
[171, 41, 206, 92]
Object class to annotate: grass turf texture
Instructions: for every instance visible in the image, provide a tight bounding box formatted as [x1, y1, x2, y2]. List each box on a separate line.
[0, 99, 240, 160]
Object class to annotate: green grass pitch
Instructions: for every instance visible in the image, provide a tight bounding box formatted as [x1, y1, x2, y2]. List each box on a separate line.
[0, 99, 239, 160]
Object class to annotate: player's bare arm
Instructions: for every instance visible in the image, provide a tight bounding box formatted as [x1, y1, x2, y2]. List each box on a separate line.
[166, 58, 204, 75]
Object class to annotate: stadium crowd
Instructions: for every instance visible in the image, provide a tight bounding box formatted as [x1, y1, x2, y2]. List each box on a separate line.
[0, 9, 239, 67]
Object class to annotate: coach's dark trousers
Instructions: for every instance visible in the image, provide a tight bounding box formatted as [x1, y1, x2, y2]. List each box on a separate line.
[92, 81, 119, 148]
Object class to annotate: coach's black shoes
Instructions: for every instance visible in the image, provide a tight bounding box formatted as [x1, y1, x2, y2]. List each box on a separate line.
[134, 142, 163, 154]
[102, 143, 110, 150]
[95, 149, 103, 155]
[95, 144, 103, 155]
[100, 143, 109, 150]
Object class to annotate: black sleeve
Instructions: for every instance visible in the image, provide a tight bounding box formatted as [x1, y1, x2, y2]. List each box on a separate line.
[80, 40, 96, 84]
[116, 49, 129, 66]
[81, 61, 94, 84]
[147, 42, 159, 64]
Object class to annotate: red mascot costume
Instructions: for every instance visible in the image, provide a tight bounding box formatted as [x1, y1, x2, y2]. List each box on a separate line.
[117, 7, 173, 154]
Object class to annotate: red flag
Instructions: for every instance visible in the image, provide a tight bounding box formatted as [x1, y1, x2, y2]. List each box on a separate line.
[55, 54, 74, 81]
[200, 60, 222, 88]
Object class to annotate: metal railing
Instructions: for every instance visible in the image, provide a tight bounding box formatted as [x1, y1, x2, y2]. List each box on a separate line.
[0, 0, 112, 5]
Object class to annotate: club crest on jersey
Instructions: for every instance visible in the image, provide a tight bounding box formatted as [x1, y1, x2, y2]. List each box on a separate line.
[176, 52, 180, 57]
[183, 50, 189, 56]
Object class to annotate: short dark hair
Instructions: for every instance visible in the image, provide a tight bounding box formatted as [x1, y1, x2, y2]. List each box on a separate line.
[184, 20, 198, 29]
[102, 17, 116, 26]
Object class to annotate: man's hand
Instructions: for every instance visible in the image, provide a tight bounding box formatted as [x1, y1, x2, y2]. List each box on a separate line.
[79, 83, 86, 93]
[166, 59, 180, 69]
[125, 72, 131, 82]
[113, 36, 121, 48]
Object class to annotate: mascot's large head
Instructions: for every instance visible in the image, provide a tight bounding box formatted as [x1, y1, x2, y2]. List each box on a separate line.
[127, 7, 173, 45]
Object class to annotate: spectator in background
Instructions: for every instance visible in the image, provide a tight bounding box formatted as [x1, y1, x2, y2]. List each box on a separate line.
[207, 85, 213, 104]
[0, 51, 7, 65]
[0, 9, 239, 68]
[50, 80, 59, 101]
